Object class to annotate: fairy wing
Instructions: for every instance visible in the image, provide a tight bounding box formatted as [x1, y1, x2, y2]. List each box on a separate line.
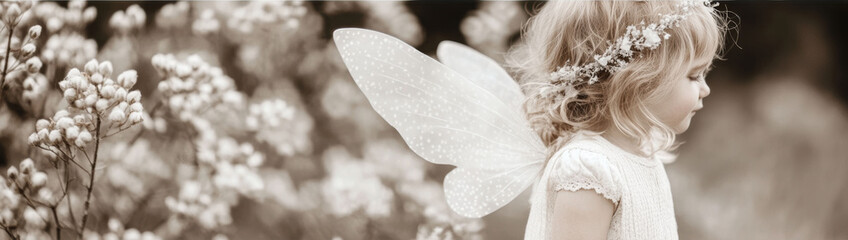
[333, 28, 546, 218]
[436, 41, 525, 112]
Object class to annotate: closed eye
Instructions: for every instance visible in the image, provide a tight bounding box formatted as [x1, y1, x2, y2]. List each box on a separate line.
[689, 74, 704, 81]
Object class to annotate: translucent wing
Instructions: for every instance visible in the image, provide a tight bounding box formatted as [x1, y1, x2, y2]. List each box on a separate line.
[333, 28, 546, 218]
[436, 41, 525, 111]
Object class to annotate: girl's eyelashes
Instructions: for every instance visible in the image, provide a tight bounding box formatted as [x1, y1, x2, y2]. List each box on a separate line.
[688, 74, 702, 81]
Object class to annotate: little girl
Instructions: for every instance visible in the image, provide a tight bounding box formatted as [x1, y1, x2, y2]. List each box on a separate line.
[332, 0, 729, 239]
[511, 0, 727, 239]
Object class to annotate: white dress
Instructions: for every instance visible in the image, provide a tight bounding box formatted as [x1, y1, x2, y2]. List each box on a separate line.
[524, 132, 679, 239]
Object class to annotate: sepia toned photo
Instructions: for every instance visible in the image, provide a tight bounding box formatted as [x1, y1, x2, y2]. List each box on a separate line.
[0, 1, 846, 240]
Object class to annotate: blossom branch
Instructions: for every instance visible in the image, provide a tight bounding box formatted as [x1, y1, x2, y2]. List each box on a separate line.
[78, 116, 101, 239]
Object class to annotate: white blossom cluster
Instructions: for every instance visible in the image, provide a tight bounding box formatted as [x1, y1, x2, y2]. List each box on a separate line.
[246, 98, 307, 156]
[109, 4, 146, 35]
[140, 111, 167, 134]
[245, 99, 295, 130]
[154, 1, 189, 30]
[0, 1, 43, 108]
[0, 178, 20, 225]
[321, 146, 394, 218]
[41, 32, 98, 68]
[544, 0, 711, 102]
[460, 2, 525, 59]
[192, 9, 219, 36]
[399, 181, 485, 240]
[323, 2, 424, 46]
[83, 218, 161, 240]
[197, 136, 265, 196]
[31, 0, 97, 33]
[1, 159, 54, 231]
[165, 180, 234, 229]
[151, 54, 243, 121]
[1, 22, 46, 107]
[21, 73, 48, 107]
[165, 117, 264, 230]
[416, 226, 457, 240]
[0, 0, 34, 27]
[227, 0, 306, 34]
[28, 60, 142, 149]
[414, 220, 483, 240]
[358, 2, 423, 47]
[28, 109, 95, 150]
[105, 140, 170, 214]
[363, 139, 426, 182]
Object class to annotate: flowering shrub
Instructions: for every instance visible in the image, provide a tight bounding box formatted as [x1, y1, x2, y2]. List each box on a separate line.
[0, 1, 528, 240]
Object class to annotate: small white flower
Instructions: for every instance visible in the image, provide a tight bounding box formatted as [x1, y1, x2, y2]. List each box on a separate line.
[98, 61, 113, 77]
[64, 88, 77, 100]
[29, 133, 39, 144]
[30, 172, 48, 188]
[75, 131, 92, 147]
[109, 108, 126, 122]
[48, 130, 62, 143]
[95, 99, 110, 112]
[65, 125, 80, 139]
[38, 188, 53, 202]
[117, 70, 138, 89]
[179, 181, 202, 202]
[90, 73, 104, 84]
[21, 43, 36, 58]
[595, 55, 611, 67]
[619, 37, 632, 52]
[114, 87, 128, 101]
[23, 207, 45, 228]
[128, 112, 143, 124]
[7, 167, 19, 180]
[108, 218, 123, 233]
[57, 117, 75, 129]
[84, 59, 99, 75]
[100, 85, 116, 99]
[79, 130, 93, 142]
[29, 25, 42, 40]
[85, 94, 98, 107]
[5, 5, 21, 24]
[126, 90, 141, 103]
[124, 229, 141, 240]
[20, 158, 35, 174]
[37, 128, 49, 140]
[247, 153, 263, 168]
[54, 110, 70, 119]
[642, 28, 661, 47]
[36, 119, 50, 131]
[26, 57, 42, 74]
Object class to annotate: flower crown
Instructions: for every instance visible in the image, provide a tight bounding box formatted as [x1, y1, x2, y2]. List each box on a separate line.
[541, 0, 714, 102]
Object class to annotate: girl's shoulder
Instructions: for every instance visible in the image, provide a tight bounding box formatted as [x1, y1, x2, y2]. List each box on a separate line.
[550, 132, 624, 205]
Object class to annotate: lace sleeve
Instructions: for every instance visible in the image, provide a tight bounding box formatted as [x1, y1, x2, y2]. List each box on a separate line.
[552, 148, 622, 205]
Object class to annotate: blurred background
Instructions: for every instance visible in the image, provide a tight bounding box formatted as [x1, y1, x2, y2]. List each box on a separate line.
[0, 1, 846, 240]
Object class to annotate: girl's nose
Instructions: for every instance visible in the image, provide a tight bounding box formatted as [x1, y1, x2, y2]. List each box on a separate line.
[699, 80, 711, 99]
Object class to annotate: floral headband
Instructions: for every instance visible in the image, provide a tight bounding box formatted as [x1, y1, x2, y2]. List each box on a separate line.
[541, 0, 714, 102]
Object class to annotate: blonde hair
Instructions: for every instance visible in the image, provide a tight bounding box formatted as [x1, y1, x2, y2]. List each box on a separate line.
[506, 1, 730, 160]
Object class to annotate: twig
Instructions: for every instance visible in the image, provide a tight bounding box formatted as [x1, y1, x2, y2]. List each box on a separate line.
[78, 116, 102, 238]
[0, 26, 13, 98]
[101, 125, 134, 138]
[1, 224, 18, 240]
[51, 205, 61, 240]
[78, 146, 93, 167]
[64, 160, 78, 230]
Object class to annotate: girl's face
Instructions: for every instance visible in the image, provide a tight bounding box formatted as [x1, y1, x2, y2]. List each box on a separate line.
[647, 59, 712, 134]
